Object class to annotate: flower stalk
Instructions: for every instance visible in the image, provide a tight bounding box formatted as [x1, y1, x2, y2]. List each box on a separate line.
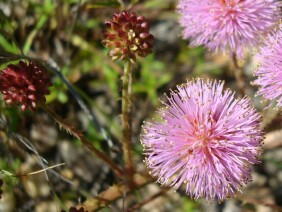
[122, 60, 134, 178]
[102, 10, 154, 186]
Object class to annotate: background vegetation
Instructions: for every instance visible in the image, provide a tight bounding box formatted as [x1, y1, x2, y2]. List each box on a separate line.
[0, 0, 281, 211]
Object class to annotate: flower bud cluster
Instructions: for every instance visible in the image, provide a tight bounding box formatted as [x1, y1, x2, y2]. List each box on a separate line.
[102, 10, 154, 62]
[0, 61, 52, 111]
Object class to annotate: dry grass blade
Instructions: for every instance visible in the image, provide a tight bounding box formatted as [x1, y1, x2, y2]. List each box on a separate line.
[77, 173, 152, 211]
[1, 163, 65, 177]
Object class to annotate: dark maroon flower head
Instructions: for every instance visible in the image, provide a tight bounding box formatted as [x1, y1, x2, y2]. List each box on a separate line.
[102, 10, 154, 62]
[0, 61, 52, 111]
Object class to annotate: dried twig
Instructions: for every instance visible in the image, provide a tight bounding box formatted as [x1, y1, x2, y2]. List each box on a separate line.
[77, 173, 153, 211]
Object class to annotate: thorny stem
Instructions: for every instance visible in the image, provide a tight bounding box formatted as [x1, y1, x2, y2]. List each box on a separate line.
[42, 105, 123, 177]
[122, 60, 135, 183]
[232, 53, 247, 97]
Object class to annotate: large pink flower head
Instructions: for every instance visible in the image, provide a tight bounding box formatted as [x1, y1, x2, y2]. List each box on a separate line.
[177, 0, 281, 57]
[141, 79, 263, 201]
[253, 24, 282, 108]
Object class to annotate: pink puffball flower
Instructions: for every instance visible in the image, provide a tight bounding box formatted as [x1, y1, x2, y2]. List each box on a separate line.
[253, 25, 282, 108]
[177, 0, 281, 57]
[141, 79, 263, 201]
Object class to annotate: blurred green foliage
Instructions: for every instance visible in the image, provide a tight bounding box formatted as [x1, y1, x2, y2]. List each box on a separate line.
[0, 158, 20, 188]
[87, 0, 120, 8]
[133, 55, 172, 106]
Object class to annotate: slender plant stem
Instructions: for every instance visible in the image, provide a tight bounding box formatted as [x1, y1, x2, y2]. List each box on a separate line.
[122, 60, 134, 179]
[42, 105, 123, 177]
[232, 53, 246, 97]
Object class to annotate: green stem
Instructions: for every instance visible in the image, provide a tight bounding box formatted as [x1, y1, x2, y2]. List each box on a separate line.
[122, 60, 134, 178]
